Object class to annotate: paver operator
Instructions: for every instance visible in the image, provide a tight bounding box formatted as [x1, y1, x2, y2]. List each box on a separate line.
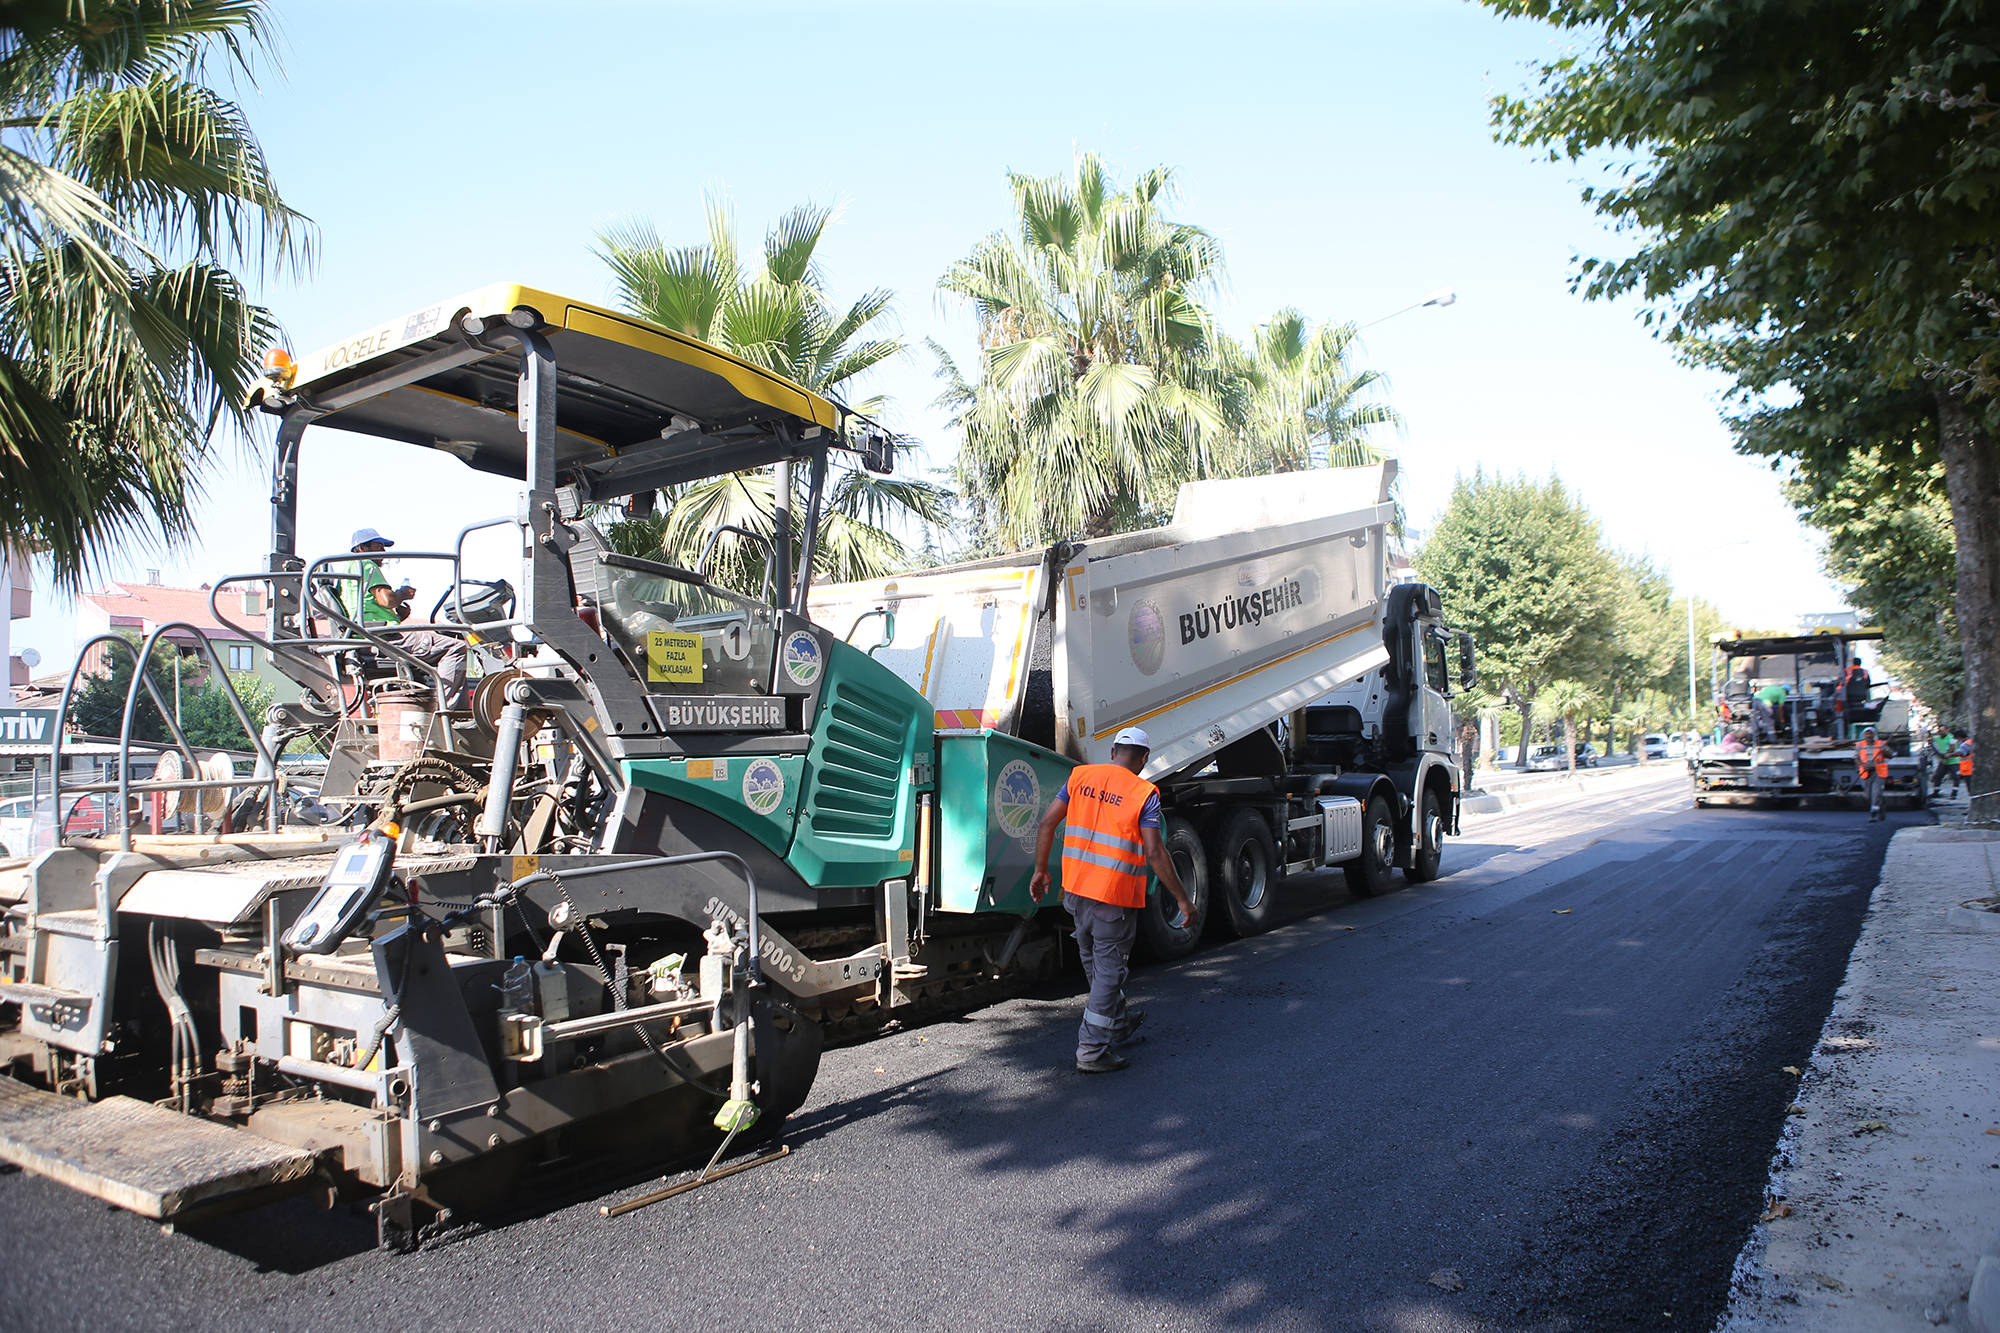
[1030, 727, 1199, 1075]
[345, 527, 468, 711]
[1752, 682, 1788, 744]
[1856, 726, 1889, 821]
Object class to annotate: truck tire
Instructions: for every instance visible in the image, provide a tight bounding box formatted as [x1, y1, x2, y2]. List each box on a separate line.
[1208, 807, 1278, 939]
[1135, 815, 1209, 961]
[1343, 793, 1397, 898]
[1405, 788, 1445, 883]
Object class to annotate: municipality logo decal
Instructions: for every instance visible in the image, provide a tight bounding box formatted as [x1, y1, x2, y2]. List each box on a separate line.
[782, 631, 822, 687]
[742, 759, 786, 817]
[994, 759, 1041, 844]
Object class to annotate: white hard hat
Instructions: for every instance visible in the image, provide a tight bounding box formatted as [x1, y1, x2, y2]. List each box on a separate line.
[350, 527, 395, 549]
[1112, 727, 1150, 749]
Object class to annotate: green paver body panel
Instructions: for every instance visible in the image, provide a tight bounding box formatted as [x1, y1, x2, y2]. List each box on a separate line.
[625, 753, 807, 859]
[937, 731, 1077, 916]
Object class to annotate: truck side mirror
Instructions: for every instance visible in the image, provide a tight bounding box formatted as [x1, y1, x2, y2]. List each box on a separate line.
[1457, 631, 1477, 690]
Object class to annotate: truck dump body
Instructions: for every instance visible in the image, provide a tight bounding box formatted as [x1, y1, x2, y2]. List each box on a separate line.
[810, 465, 1397, 780]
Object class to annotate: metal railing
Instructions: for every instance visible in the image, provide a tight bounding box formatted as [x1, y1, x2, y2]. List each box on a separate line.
[51, 624, 280, 851]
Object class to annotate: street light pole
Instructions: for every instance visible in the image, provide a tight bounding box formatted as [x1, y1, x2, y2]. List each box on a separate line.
[1361, 286, 1458, 329]
[1683, 540, 1749, 739]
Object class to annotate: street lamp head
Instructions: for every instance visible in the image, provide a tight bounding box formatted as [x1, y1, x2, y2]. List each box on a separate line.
[1422, 287, 1457, 308]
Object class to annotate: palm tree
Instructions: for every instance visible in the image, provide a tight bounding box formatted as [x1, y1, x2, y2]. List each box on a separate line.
[933, 153, 1230, 549]
[595, 195, 949, 593]
[0, 1, 309, 590]
[1542, 678, 1597, 773]
[1224, 309, 1400, 474]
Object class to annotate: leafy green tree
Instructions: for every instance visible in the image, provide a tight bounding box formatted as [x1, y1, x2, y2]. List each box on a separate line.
[0, 0, 308, 591]
[1485, 0, 2000, 818]
[934, 153, 1231, 548]
[177, 670, 270, 750]
[595, 195, 949, 592]
[1416, 470, 1621, 767]
[66, 634, 173, 741]
[1705, 329, 1965, 722]
[1786, 447, 1962, 725]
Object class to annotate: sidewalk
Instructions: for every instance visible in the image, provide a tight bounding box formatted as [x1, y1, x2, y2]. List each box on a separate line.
[1719, 811, 2000, 1331]
[1460, 758, 1676, 817]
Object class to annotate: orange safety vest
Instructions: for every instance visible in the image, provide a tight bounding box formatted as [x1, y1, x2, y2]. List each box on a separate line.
[1856, 739, 1888, 778]
[1961, 742, 1975, 776]
[1059, 763, 1158, 909]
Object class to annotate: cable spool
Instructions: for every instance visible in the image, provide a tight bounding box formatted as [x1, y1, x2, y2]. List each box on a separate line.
[151, 751, 183, 824]
[197, 753, 235, 827]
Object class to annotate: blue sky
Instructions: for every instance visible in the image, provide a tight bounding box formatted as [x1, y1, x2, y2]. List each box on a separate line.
[14, 0, 1844, 661]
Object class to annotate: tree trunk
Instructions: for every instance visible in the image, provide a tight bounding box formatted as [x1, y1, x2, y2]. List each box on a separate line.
[1515, 696, 1535, 768]
[1564, 720, 1576, 773]
[1934, 385, 2000, 823]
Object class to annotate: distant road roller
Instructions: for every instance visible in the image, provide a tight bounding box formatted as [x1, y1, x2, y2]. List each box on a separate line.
[0, 283, 1469, 1247]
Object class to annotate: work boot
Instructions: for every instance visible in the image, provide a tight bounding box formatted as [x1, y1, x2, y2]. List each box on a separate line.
[1076, 1052, 1130, 1074]
[1113, 1009, 1147, 1043]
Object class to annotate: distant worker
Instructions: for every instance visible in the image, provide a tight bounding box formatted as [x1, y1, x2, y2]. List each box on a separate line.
[1030, 727, 1198, 1075]
[1856, 726, 1889, 821]
[1842, 660, 1872, 714]
[1956, 733, 1975, 801]
[1932, 730, 1961, 798]
[1752, 682, 1789, 744]
[346, 527, 467, 711]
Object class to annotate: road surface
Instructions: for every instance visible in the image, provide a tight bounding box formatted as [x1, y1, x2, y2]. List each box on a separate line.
[0, 769, 1914, 1332]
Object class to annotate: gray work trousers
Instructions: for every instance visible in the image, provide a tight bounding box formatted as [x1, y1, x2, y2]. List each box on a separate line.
[1863, 774, 1886, 811]
[1751, 698, 1777, 743]
[1065, 892, 1137, 1062]
[386, 630, 467, 710]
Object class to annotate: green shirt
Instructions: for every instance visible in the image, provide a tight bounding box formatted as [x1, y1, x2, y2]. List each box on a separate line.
[1755, 684, 1788, 706]
[340, 558, 399, 626]
[1935, 735, 1959, 759]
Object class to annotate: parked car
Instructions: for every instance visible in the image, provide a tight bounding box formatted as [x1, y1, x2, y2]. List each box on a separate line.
[1643, 732, 1669, 760]
[1526, 742, 1599, 772]
[0, 794, 107, 854]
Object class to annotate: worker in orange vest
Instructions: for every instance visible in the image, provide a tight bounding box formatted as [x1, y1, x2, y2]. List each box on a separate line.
[1031, 726, 1198, 1074]
[1856, 726, 1889, 821]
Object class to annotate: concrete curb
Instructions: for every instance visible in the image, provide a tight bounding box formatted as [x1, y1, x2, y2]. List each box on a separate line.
[1459, 761, 1678, 817]
[1719, 825, 2000, 1331]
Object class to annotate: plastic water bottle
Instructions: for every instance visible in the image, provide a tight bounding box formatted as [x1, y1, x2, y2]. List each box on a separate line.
[502, 956, 535, 1015]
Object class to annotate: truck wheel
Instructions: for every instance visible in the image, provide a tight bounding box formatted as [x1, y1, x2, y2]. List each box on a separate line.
[1405, 789, 1445, 883]
[1208, 808, 1278, 939]
[1136, 815, 1209, 961]
[1343, 793, 1397, 898]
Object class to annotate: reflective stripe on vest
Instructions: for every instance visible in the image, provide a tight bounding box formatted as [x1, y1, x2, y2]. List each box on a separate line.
[1856, 740, 1888, 778]
[1060, 763, 1157, 909]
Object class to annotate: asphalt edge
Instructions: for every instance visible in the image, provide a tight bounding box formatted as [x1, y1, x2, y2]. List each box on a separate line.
[1717, 824, 2000, 1332]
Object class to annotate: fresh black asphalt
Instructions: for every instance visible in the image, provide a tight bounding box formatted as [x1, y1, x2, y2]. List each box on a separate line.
[0, 771, 1914, 1332]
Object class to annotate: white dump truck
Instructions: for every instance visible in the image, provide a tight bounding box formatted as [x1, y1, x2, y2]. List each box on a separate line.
[812, 461, 1476, 958]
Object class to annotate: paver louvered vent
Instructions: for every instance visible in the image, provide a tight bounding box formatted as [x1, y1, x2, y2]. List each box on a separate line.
[809, 679, 903, 839]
